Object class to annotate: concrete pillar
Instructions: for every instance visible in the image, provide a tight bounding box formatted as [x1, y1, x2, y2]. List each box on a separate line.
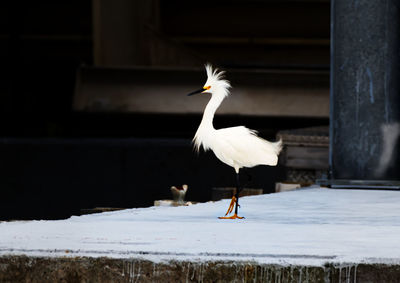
[330, 0, 400, 186]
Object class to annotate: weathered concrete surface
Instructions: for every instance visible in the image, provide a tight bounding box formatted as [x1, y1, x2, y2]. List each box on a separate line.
[1, 256, 400, 283]
[330, 0, 400, 181]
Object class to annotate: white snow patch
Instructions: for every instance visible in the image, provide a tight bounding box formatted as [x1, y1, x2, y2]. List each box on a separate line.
[1, 187, 400, 266]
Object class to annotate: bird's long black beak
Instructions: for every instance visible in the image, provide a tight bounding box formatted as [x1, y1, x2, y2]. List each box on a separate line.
[187, 88, 204, 96]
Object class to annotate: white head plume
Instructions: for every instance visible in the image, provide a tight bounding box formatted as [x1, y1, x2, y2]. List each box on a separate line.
[204, 64, 231, 99]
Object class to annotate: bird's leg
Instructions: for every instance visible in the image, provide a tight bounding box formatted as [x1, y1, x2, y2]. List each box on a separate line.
[219, 171, 244, 219]
[233, 173, 244, 217]
[223, 195, 236, 216]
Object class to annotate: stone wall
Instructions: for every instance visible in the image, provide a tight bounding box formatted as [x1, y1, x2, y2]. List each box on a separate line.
[1, 256, 400, 282]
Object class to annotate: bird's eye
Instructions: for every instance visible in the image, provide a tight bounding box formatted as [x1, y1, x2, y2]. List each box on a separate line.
[203, 86, 211, 90]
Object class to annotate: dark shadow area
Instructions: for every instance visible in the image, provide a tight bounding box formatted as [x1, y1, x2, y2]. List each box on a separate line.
[0, 1, 330, 220]
[0, 138, 286, 220]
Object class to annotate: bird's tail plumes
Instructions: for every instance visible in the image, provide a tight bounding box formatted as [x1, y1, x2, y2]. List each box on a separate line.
[272, 138, 283, 155]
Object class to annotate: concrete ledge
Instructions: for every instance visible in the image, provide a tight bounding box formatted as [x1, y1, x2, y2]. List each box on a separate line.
[2, 188, 400, 282]
[1, 256, 400, 282]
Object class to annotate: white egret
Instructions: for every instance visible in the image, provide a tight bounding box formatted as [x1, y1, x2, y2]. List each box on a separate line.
[187, 64, 282, 219]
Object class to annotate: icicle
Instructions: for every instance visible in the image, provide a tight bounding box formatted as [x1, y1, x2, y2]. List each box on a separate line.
[305, 267, 310, 283]
[298, 267, 302, 283]
[136, 263, 141, 283]
[354, 264, 358, 283]
[346, 266, 351, 283]
[191, 263, 196, 281]
[153, 263, 157, 281]
[186, 262, 190, 283]
[275, 268, 281, 283]
[323, 265, 331, 283]
[129, 262, 135, 283]
[198, 263, 201, 283]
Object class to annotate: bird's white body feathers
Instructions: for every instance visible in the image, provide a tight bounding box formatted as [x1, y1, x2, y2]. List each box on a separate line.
[193, 64, 282, 173]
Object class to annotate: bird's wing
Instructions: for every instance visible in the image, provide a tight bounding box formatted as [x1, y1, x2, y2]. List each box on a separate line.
[214, 126, 280, 168]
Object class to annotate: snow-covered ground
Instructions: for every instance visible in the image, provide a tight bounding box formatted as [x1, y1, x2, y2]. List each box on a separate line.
[1, 187, 400, 266]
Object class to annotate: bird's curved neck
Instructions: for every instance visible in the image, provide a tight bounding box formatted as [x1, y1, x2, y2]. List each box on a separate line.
[193, 86, 228, 152]
[199, 93, 224, 130]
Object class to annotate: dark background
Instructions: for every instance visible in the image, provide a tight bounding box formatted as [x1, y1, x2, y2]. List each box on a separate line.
[0, 1, 329, 220]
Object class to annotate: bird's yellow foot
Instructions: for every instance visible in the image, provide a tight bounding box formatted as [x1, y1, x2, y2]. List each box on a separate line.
[218, 213, 244, 219]
[219, 196, 244, 219]
[224, 196, 236, 216]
